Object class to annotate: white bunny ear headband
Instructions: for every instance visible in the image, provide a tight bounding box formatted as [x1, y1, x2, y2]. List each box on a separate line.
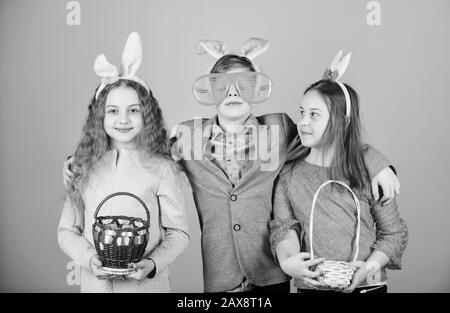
[93, 31, 149, 99]
[322, 50, 352, 119]
[196, 37, 270, 72]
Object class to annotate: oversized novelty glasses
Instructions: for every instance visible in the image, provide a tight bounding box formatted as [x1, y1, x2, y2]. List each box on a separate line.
[192, 72, 272, 106]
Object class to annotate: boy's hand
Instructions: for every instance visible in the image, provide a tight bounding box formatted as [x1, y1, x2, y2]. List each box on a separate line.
[280, 252, 325, 288]
[371, 167, 400, 205]
[63, 156, 75, 188]
[127, 259, 155, 281]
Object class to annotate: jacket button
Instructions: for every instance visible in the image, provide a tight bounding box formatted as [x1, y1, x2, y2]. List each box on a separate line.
[233, 224, 241, 231]
[230, 194, 237, 201]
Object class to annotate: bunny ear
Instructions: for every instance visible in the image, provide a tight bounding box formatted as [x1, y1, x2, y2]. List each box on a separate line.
[336, 52, 351, 80]
[121, 32, 142, 77]
[196, 40, 227, 59]
[94, 54, 119, 83]
[241, 38, 269, 60]
[329, 50, 343, 72]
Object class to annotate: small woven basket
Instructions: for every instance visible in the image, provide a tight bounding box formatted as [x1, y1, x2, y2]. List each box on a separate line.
[309, 180, 361, 289]
[92, 192, 150, 275]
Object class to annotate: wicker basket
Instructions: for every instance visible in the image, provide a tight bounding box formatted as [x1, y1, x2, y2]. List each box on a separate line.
[92, 192, 150, 275]
[309, 180, 361, 289]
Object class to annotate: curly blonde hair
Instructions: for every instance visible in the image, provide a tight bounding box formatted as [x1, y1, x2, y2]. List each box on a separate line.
[67, 79, 171, 210]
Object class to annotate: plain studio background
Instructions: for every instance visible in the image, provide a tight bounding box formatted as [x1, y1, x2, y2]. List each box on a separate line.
[0, 0, 449, 292]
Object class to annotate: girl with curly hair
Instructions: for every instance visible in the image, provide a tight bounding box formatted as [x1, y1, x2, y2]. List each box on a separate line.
[57, 33, 189, 293]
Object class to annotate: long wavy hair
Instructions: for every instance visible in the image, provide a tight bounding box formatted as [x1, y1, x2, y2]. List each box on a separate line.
[303, 79, 370, 191]
[67, 79, 171, 210]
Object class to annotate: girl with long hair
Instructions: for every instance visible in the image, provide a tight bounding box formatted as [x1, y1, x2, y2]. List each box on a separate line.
[270, 52, 408, 293]
[58, 33, 189, 293]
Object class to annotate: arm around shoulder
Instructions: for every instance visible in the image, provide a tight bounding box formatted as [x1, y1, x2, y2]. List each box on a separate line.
[370, 198, 408, 270]
[362, 143, 395, 179]
[269, 163, 301, 263]
[148, 162, 190, 275]
[279, 113, 308, 162]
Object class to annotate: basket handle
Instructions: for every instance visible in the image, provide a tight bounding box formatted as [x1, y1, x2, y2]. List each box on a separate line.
[309, 180, 361, 263]
[94, 192, 150, 224]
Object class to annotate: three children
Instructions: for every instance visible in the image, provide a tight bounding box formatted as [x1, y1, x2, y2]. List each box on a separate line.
[60, 36, 404, 293]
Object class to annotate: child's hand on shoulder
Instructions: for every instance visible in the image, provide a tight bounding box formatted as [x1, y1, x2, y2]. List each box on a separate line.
[127, 259, 155, 281]
[280, 252, 325, 288]
[63, 156, 75, 188]
[371, 167, 400, 205]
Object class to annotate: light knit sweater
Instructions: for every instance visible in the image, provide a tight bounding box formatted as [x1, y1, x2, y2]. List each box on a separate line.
[58, 148, 190, 293]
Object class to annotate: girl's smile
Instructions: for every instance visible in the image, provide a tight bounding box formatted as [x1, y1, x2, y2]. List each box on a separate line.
[114, 127, 134, 132]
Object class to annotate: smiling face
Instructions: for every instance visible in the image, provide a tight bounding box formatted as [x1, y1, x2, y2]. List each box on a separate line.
[103, 86, 143, 149]
[216, 67, 254, 123]
[297, 90, 330, 148]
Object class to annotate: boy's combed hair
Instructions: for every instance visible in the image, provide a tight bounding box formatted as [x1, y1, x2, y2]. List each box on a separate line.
[304, 79, 370, 191]
[210, 54, 255, 73]
[67, 79, 171, 210]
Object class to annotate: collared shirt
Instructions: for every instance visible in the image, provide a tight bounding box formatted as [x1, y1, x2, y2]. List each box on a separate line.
[208, 114, 259, 187]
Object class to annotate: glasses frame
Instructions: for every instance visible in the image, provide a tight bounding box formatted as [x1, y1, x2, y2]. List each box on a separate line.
[192, 72, 273, 106]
